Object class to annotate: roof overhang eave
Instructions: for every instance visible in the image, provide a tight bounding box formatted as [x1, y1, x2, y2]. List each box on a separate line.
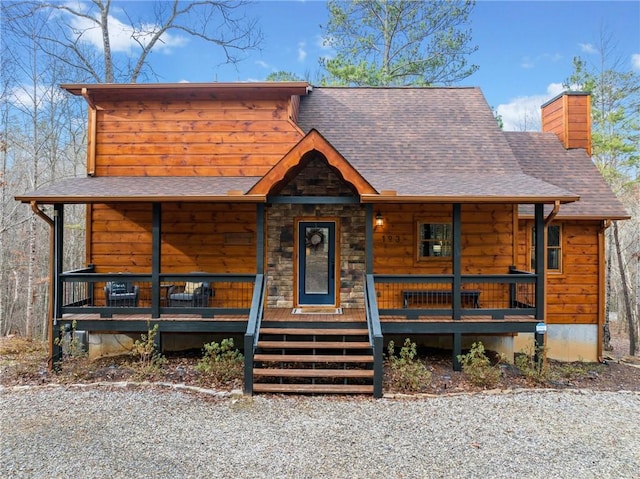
[16, 194, 267, 205]
[360, 194, 580, 204]
[519, 213, 631, 221]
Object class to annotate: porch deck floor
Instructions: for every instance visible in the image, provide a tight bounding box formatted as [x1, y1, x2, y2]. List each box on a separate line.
[60, 311, 537, 324]
[60, 313, 249, 322]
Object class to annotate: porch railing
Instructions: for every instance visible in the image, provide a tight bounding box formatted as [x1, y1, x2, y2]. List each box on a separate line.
[364, 273, 384, 398]
[59, 267, 258, 318]
[374, 268, 537, 320]
[244, 274, 267, 394]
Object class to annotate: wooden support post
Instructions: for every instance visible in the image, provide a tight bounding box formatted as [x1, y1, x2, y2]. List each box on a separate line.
[452, 204, 462, 320]
[256, 204, 265, 274]
[52, 204, 64, 368]
[534, 204, 546, 363]
[151, 203, 161, 318]
[452, 332, 462, 371]
[365, 204, 373, 275]
[243, 333, 254, 395]
[373, 334, 384, 398]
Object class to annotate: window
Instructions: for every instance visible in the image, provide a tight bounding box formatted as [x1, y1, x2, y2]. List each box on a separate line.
[531, 224, 562, 272]
[418, 223, 452, 258]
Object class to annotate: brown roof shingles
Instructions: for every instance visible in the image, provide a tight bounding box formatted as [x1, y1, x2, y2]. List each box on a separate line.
[505, 132, 629, 219]
[297, 87, 576, 201]
[15, 177, 262, 204]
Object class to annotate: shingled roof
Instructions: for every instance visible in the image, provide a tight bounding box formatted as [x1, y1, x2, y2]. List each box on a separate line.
[296, 87, 577, 203]
[506, 131, 629, 219]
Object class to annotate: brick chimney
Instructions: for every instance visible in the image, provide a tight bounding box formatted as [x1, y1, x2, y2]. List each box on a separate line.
[541, 91, 591, 156]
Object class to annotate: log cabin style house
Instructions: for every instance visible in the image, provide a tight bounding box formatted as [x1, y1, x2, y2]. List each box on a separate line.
[16, 82, 628, 397]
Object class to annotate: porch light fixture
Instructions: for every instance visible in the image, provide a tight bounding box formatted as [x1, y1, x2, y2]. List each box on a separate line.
[375, 211, 384, 227]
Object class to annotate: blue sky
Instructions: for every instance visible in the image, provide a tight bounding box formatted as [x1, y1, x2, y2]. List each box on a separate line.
[149, 0, 640, 130]
[46, 1, 640, 130]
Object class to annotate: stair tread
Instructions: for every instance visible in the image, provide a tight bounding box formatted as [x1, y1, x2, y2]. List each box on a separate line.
[254, 353, 374, 363]
[253, 368, 374, 378]
[258, 340, 371, 349]
[253, 383, 374, 394]
[260, 328, 367, 336]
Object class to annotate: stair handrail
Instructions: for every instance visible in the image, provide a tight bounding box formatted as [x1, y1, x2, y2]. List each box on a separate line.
[364, 273, 384, 398]
[244, 273, 266, 394]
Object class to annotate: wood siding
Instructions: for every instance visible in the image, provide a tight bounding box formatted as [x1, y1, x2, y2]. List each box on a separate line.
[373, 203, 514, 274]
[93, 99, 303, 177]
[518, 220, 601, 325]
[90, 203, 257, 274]
[541, 93, 591, 155]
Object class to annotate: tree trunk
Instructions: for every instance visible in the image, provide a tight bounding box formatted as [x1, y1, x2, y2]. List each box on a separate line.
[603, 227, 613, 351]
[613, 221, 637, 355]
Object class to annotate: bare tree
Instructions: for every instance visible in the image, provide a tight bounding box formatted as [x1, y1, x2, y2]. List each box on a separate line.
[4, 0, 262, 83]
[1, 1, 263, 338]
[566, 30, 640, 355]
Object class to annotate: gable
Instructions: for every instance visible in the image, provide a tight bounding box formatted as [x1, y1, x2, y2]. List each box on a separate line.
[248, 129, 377, 196]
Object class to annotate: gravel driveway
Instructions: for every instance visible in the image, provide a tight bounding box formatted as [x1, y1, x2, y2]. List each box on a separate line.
[1, 385, 639, 479]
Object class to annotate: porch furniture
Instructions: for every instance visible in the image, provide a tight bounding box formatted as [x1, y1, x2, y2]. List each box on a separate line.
[167, 281, 212, 307]
[402, 290, 480, 309]
[160, 283, 174, 306]
[104, 281, 139, 307]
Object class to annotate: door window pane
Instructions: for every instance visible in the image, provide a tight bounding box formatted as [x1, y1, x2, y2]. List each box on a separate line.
[304, 226, 329, 294]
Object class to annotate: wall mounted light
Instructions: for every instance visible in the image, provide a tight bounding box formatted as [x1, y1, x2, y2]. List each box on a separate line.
[375, 211, 384, 227]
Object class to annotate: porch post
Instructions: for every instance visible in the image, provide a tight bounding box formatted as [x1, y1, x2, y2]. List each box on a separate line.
[534, 203, 546, 355]
[365, 204, 373, 274]
[52, 204, 64, 366]
[151, 203, 161, 319]
[452, 204, 462, 320]
[256, 204, 265, 274]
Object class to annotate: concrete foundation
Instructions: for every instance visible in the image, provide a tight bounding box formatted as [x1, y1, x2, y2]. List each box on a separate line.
[401, 334, 516, 363]
[545, 324, 598, 362]
[88, 333, 137, 360]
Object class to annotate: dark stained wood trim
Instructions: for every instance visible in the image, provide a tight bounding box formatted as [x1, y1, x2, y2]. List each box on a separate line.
[534, 204, 546, 349]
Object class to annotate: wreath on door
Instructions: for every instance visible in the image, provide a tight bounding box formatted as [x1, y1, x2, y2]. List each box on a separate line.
[305, 228, 325, 251]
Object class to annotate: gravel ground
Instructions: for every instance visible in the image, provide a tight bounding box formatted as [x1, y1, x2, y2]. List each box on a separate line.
[1, 385, 639, 479]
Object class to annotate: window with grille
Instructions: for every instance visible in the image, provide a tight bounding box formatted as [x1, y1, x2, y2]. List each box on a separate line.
[418, 223, 452, 258]
[531, 224, 562, 272]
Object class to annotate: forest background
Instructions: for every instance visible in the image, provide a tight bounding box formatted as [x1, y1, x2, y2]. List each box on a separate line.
[0, 1, 638, 354]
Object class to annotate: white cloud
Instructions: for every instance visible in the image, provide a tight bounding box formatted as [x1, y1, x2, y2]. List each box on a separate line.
[579, 43, 598, 55]
[632, 53, 640, 71]
[521, 57, 534, 69]
[66, 8, 187, 55]
[297, 41, 307, 62]
[496, 83, 565, 132]
[255, 60, 271, 70]
[521, 53, 562, 70]
[316, 34, 333, 51]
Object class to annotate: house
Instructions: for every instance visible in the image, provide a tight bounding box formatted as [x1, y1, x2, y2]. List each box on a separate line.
[16, 83, 628, 397]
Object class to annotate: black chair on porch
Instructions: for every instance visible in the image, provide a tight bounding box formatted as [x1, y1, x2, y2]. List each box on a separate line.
[167, 278, 213, 307]
[104, 281, 139, 307]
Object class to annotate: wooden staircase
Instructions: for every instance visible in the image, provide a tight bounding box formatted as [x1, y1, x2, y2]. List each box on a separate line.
[252, 321, 375, 395]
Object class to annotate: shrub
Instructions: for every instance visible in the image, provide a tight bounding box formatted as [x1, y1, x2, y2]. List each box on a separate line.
[385, 338, 432, 393]
[54, 320, 87, 361]
[131, 323, 166, 372]
[457, 341, 502, 388]
[195, 338, 244, 384]
[514, 343, 549, 384]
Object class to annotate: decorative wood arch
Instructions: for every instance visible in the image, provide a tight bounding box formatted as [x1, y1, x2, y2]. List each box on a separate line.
[248, 129, 377, 196]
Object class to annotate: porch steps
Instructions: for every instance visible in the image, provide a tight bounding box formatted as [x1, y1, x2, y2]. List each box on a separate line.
[252, 321, 374, 395]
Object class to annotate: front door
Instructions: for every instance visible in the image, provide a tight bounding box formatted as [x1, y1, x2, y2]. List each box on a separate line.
[297, 221, 336, 306]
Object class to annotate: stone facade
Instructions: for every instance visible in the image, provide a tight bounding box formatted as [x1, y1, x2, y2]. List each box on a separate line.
[265, 155, 366, 308]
